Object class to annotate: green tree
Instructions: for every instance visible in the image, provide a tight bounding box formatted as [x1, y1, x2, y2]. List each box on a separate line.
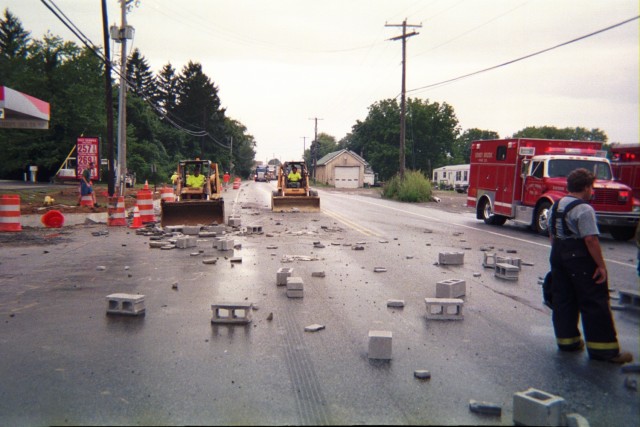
[452, 128, 500, 164]
[155, 62, 178, 114]
[512, 126, 607, 142]
[126, 48, 156, 101]
[305, 132, 339, 167]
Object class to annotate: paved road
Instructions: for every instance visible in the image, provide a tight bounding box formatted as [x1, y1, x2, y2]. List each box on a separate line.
[0, 180, 637, 425]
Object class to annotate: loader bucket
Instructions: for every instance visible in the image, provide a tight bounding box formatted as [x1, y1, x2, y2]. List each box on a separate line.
[161, 200, 225, 226]
[271, 196, 320, 213]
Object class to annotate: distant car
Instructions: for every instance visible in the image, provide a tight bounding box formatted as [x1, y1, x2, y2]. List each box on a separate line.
[254, 166, 269, 182]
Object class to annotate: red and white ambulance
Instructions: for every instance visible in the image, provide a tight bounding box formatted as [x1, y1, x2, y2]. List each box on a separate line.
[467, 138, 639, 241]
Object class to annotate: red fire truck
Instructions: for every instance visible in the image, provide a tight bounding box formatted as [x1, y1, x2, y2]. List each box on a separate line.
[467, 138, 639, 241]
[610, 143, 640, 200]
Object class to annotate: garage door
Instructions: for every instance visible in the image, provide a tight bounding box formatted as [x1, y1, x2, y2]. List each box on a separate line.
[334, 166, 360, 188]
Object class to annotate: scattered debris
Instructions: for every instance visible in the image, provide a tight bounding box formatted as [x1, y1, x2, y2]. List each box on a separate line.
[624, 377, 637, 391]
[281, 255, 319, 262]
[96, 266, 106, 271]
[202, 258, 218, 265]
[266, 312, 273, 321]
[387, 300, 405, 308]
[374, 267, 387, 273]
[414, 370, 431, 380]
[311, 271, 325, 277]
[171, 282, 178, 290]
[352, 245, 365, 250]
[469, 400, 502, 416]
[304, 324, 325, 332]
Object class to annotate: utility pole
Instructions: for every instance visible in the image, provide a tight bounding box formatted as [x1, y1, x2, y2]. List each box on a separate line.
[301, 136, 308, 166]
[308, 118, 323, 180]
[111, 1, 136, 196]
[229, 136, 233, 174]
[101, 0, 115, 197]
[386, 19, 421, 180]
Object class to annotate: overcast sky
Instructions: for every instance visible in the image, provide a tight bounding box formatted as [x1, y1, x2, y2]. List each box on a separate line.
[5, 0, 639, 163]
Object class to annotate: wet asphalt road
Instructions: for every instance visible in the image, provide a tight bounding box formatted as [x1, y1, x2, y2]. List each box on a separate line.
[0, 181, 638, 426]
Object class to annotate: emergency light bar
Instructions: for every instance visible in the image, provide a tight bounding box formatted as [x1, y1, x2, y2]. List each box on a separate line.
[543, 147, 606, 157]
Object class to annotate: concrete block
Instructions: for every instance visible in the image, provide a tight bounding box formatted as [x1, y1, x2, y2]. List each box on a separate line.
[438, 251, 464, 265]
[469, 400, 502, 416]
[218, 239, 235, 251]
[513, 387, 565, 426]
[175, 236, 197, 249]
[211, 302, 253, 324]
[286, 289, 304, 298]
[424, 298, 464, 320]
[106, 293, 145, 316]
[277, 267, 293, 286]
[182, 225, 201, 235]
[483, 252, 496, 268]
[495, 263, 519, 281]
[436, 278, 466, 298]
[228, 216, 241, 227]
[496, 255, 521, 270]
[368, 330, 392, 360]
[387, 299, 405, 308]
[247, 225, 263, 234]
[286, 276, 304, 290]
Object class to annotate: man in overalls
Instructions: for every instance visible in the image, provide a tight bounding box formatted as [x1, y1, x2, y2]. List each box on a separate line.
[548, 168, 632, 364]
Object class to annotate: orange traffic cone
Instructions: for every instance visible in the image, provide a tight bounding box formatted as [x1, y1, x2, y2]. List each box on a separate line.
[130, 205, 143, 229]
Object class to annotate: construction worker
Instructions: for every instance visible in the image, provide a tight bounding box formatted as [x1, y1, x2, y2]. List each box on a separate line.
[171, 169, 180, 191]
[186, 165, 205, 189]
[287, 166, 302, 188]
[77, 161, 98, 207]
[223, 171, 230, 189]
[548, 168, 632, 364]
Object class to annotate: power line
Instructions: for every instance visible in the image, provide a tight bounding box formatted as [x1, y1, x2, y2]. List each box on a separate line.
[407, 15, 639, 95]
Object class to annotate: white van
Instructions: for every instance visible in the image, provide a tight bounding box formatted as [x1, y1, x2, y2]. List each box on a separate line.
[432, 164, 470, 193]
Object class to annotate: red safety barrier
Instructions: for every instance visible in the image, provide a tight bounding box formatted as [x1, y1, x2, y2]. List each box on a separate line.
[41, 210, 65, 228]
[0, 194, 22, 232]
[160, 186, 174, 203]
[79, 194, 94, 207]
[136, 180, 155, 223]
[107, 196, 126, 226]
[130, 205, 143, 229]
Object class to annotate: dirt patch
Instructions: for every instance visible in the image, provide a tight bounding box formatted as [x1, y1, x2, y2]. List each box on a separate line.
[0, 228, 73, 246]
[11, 184, 156, 215]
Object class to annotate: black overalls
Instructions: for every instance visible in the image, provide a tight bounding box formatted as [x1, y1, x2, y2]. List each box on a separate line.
[549, 198, 620, 360]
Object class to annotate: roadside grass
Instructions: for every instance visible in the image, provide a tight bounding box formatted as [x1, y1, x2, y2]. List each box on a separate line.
[382, 170, 433, 202]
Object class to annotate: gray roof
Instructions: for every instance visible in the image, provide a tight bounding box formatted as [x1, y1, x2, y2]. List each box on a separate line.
[316, 149, 369, 166]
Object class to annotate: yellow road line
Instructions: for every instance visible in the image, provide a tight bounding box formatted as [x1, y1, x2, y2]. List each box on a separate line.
[322, 208, 379, 237]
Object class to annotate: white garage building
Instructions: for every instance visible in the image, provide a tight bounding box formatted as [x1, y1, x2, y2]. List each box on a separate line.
[315, 149, 374, 188]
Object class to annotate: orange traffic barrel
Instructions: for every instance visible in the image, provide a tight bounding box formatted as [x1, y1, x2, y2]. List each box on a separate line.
[107, 196, 126, 226]
[136, 181, 155, 223]
[41, 210, 65, 228]
[79, 194, 94, 207]
[160, 186, 175, 203]
[130, 205, 143, 229]
[232, 177, 241, 189]
[0, 194, 22, 232]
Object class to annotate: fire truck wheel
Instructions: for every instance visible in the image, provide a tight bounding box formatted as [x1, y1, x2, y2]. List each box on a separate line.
[534, 201, 552, 235]
[608, 226, 635, 241]
[480, 198, 506, 226]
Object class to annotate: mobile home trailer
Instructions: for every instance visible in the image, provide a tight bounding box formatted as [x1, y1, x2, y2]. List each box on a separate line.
[432, 164, 469, 193]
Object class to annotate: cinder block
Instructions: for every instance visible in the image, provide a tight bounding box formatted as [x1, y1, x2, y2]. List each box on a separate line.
[175, 236, 197, 249]
[277, 267, 293, 286]
[513, 387, 565, 426]
[424, 298, 464, 320]
[247, 225, 263, 234]
[438, 251, 464, 265]
[496, 255, 521, 270]
[228, 216, 241, 227]
[218, 239, 235, 251]
[106, 293, 145, 316]
[436, 278, 466, 298]
[286, 276, 304, 290]
[211, 302, 253, 324]
[182, 225, 201, 235]
[368, 330, 392, 360]
[483, 252, 496, 268]
[495, 263, 519, 281]
[204, 224, 226, 234]
[286, 289, 304, 298]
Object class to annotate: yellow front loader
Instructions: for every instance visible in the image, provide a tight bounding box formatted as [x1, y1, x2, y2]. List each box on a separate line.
[161, 160, 225, 226]
[271, 161, 320, 212]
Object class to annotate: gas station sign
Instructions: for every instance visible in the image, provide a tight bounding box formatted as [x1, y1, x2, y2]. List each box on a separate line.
[76, 137, 100, 180]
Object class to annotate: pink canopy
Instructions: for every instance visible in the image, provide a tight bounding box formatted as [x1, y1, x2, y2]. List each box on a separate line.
[0, 86, 50, 129]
